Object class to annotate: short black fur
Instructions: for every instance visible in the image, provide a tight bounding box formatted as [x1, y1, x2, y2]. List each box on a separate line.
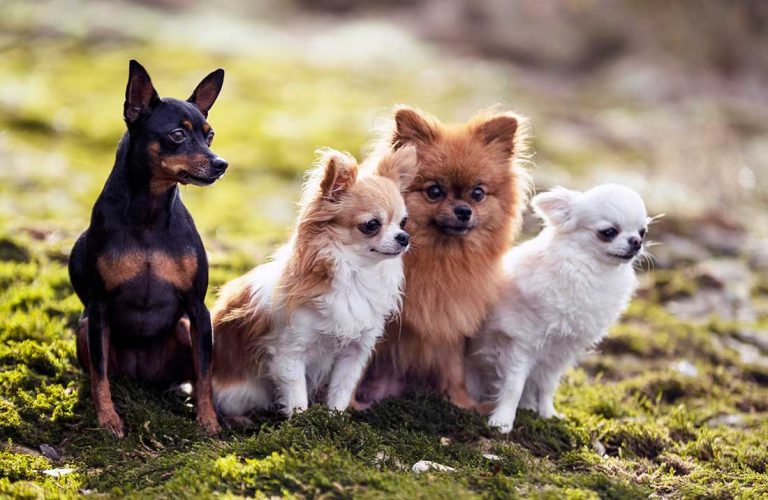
[69, 60, 227, 437]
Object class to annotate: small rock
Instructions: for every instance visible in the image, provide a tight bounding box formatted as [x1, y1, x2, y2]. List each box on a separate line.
[43, 468, 75, 477]
[411, 460, 456, 473]
[673, 360, 698, 377]
[39, 444, 60, 461]
[592, 440, 606, 457]
[723, 337, 768, 367]
[439, 437, 451, 446]
[482, 453, 501, 461]
[706, 414, 745, 428]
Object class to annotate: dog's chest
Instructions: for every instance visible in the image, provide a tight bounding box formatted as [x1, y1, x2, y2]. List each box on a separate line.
[310, 258, 402, 341]
[97, 247, 198, 291]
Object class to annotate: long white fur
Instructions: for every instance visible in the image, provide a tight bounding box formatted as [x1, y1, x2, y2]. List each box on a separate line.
[467, 183, 648, 432]
[214, 240, 404, 418]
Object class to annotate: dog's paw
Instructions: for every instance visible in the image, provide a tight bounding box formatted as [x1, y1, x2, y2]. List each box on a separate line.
[538, 405, 563, 420]
[197, 414, 222, 435]
[348, 398, 370, 412]
[488, 415, 515, 434]
[97, 408, 125, 438]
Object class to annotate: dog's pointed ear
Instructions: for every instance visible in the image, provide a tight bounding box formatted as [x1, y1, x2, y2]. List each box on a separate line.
[374, 144, 418, 191]
[532, 187, 581, 230]
[124, 60, 160, 125]
[473, 113, 520, 155]
[188, 68, 225, 117]
[319, 151, 358, 202]
[392, 106, 438, 149]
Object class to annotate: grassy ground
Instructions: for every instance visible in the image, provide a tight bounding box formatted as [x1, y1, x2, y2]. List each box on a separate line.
[2, 1, 768, 498]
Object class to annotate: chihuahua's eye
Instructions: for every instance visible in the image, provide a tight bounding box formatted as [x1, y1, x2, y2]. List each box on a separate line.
[597, 227, 619, 242]
[471, 186, 486, 202]
[168, 129, 186, 144]
[359, 219, 381, 236]
[206, 130, 215, 146]
[399, 217, 408, 230]
[425, 184, 444, 201]
[639, 228, 647, 239]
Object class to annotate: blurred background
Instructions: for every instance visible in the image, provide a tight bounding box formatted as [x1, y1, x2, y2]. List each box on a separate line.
[2, 3, 768, 495]
[2, 0, 768, 258]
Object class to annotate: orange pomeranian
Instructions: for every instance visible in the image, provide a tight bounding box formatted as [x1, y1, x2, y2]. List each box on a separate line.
[357, 106, 530, 409]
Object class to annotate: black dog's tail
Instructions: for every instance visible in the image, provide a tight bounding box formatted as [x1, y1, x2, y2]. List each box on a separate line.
[68, 230, 89, 307]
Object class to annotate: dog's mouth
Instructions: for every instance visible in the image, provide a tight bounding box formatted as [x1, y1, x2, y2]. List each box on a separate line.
[432, 220, 475, 236]
[370, 248, 406, 257]
[178, 171, 221, 186]
[608, 252, 637, 261]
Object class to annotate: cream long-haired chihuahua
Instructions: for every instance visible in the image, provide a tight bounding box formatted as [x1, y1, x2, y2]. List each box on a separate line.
[467, 184, 648, 432]
[211, 146, 416, 418]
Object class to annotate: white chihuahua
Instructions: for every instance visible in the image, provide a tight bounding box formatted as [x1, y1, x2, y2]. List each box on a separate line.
[467, 184, 648, 432]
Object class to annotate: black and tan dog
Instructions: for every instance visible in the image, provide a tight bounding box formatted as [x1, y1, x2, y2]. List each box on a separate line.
[69, 60, 226, 436]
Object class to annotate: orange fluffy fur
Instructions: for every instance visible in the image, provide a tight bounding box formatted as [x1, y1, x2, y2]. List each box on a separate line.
[358, 106, 531, 408]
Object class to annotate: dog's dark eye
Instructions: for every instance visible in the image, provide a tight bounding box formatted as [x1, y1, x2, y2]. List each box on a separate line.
[425, 184, 444, 201]
[471, 186, 486, 202]
[206, 130, 215, 146]
[639, 228, 647, 239]
[400, 217, 408, 229]
[359, 219, 381, 235]
[168, 129, 186, 144]
[597, 227, 619, 242]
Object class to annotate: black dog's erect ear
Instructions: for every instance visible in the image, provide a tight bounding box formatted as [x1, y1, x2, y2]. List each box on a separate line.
[124, 60, 160, 125]
[188, 69, 225, 117]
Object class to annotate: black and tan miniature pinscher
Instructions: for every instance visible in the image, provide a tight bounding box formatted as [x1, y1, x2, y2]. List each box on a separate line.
[69, 60, 227, 437]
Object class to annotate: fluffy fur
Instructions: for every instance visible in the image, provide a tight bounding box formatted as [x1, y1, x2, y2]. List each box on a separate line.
[358, 106, 531, 408]
[466, 184, 649, 432]
[211, 146, 417, 418]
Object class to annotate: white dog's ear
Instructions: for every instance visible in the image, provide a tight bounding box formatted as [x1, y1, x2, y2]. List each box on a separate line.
[532, 187, 581, 230]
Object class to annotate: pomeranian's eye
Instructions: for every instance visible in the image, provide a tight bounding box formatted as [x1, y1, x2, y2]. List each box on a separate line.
[359, 219, 381, 235]
[206, 130, 215, 146]
[597, 227, 619, 242]
[168, 129, 186, 144]
[639, 228, 647, 239]
[471, 186, 486, 202]
[425, 184, 444, 201]
[400, 217, 408, 229]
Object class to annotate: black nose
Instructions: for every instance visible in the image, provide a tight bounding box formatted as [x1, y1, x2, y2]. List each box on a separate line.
[395, 232, 410, 247]
[212, 157, 228, 174]
[454, 205, 472, 222]
[628, 236, 642, 252]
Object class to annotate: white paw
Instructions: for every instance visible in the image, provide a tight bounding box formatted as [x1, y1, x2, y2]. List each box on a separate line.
[488, 415, 515, 434]
[538, 406, 563, 420]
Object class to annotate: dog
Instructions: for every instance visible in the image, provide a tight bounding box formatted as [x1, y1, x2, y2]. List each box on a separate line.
[357, 106, 530, 409]
[210, 145, 417, 419]
[466, 184, 648, 432]
[69, 60, 227, 437]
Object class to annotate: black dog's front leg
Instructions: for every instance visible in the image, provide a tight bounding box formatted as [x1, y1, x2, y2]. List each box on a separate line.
[185, 299, 220, 435]
[87, 302, 125, 437]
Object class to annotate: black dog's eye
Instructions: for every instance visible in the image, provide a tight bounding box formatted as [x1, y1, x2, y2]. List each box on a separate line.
[471, 186, 486, 202]
[425, 184, 444, 201]
[168, 129, 186, 144]
[359, 219, 381, 235]
[597, 227, 619, 242]
[399, 217, 408, 229]
[206, 130, 215, 146]
[639, 228, 647, 239]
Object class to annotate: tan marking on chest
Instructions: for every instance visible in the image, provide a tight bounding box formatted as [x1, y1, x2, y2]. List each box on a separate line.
[97, 251, 198, 290]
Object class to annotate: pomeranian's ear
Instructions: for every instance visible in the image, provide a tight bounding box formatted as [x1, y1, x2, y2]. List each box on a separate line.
[532, 187, 581, 230]
[392, 106, 438, 149]
[319, 151, 358, 202]
[374, 144, 418, 191]
[473, 113, 520, 155]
